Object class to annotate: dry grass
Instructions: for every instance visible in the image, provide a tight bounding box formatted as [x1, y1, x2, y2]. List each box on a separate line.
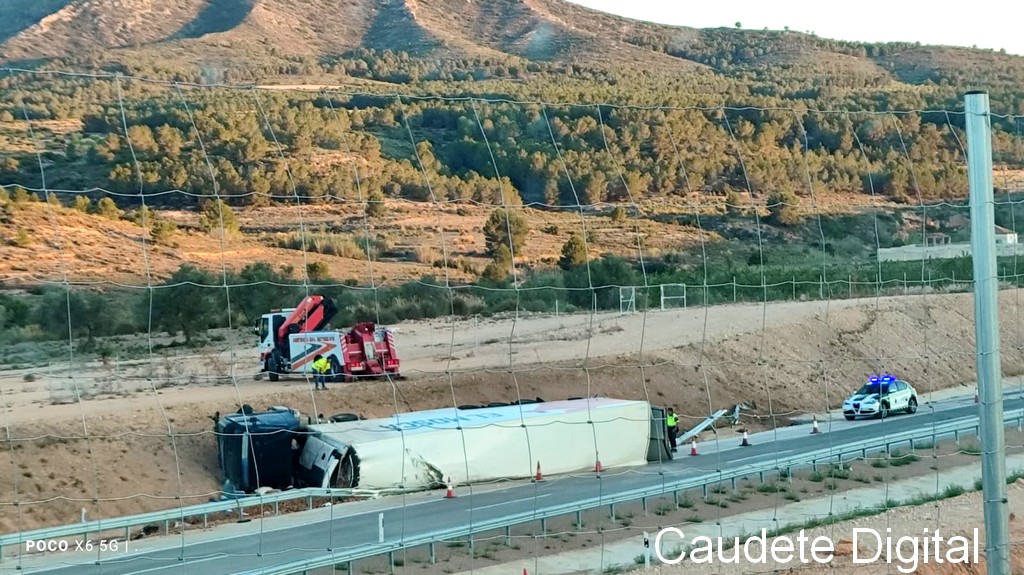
[0, 183, 980, 287]
[0, 199, 716, 285]
[651, 478, 1024, 575]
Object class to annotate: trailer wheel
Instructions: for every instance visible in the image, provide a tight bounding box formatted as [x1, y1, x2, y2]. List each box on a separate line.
[329, 413, 360, 423]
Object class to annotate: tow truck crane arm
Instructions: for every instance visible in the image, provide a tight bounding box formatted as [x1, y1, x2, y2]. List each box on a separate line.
[275, 295, 338, 349]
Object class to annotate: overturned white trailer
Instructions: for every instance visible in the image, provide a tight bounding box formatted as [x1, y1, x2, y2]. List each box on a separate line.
[299, 397, 670, 491]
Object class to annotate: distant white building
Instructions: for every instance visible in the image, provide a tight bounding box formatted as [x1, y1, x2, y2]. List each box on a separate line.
[995, 225, 1018, 245]
[878, 223, 1024, 262]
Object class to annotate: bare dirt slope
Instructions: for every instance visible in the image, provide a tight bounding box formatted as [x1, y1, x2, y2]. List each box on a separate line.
[3, 288, 1024, 532]
[651, 478, 1024, 575]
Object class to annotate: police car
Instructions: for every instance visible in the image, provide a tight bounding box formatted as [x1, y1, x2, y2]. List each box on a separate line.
[842, 374, 918, 420]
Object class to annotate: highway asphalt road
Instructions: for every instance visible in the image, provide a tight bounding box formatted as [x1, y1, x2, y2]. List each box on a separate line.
[10, 390, 1024, 575]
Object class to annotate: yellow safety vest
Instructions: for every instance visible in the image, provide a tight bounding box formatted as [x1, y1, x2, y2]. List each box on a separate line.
[666, 414, 678, 427]
[313, 358, 330, 373]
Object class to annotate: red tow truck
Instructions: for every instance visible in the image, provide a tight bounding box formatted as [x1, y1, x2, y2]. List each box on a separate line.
[256, 295, 401, 382]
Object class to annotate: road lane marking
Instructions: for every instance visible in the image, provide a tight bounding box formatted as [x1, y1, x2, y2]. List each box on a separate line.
[69, 555, 225, 575]
[470, 494, 552, 511]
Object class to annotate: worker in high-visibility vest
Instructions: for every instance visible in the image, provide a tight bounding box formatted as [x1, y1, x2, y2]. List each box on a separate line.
[666, 407, 678, 452]
[312, 354, 331, 390]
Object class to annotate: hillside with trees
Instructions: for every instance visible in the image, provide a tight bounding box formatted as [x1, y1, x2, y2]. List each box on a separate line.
[1, 0, 1024, 356]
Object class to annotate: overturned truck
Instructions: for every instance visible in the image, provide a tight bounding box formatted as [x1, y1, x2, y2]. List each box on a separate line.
[215, 397, 673, 494]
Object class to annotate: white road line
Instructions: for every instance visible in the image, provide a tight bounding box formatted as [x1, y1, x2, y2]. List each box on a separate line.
[724, 452, 799, 465]
[23, 555, 225, 575]
[470, 494, 551, 511]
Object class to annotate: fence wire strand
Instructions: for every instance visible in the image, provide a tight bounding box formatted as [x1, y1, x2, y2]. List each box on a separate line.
[0, 69, 1021, 575]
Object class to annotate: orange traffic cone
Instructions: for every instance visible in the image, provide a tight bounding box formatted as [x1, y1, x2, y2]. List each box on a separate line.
[594, 460, 602, 474]
[444, 477, 455, 499]
[533, 462, 544, 482]
[740, 431, 751, 446]
[811, 416, 820, 434]
[690, 437, 698, 456]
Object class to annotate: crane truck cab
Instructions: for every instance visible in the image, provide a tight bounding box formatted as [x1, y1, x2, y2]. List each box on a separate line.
[257, 295, 402, 383]
[256, 307, 294, 360]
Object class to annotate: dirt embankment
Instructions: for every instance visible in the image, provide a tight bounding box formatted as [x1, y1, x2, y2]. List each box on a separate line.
[2, 289, 1024, 532]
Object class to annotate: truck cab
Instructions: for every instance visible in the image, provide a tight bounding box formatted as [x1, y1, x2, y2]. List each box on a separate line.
[257, 308, 294, 366]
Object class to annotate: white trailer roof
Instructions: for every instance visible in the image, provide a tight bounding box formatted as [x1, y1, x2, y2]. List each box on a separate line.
[309, 397, 649, 440]
[306, 396, 653, 490]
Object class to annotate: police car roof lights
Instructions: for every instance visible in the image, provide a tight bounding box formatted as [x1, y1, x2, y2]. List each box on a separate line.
[868, 374, 896, 383]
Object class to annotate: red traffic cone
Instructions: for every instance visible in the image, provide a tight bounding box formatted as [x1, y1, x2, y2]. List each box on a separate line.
[740, 431, 751, 446]
[690, 437, 698, 456]
[594, 460, 602, 474]
[444, 476, 455, 499]
[811, 416, 820, 434]
[533, 462, 544, 482]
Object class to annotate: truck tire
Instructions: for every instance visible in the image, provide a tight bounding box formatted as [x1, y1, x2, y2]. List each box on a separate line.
[329, 357, 343, 383]
[267, 355, 280, 382]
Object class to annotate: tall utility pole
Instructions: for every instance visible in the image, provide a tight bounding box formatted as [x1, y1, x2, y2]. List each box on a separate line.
[965, 90, 1010, 575]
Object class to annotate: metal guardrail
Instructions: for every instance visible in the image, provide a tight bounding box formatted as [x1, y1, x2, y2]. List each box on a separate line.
[678, 409, 727, 443]
[0, 487, 378, 559]
[236, 408, 1024, 575]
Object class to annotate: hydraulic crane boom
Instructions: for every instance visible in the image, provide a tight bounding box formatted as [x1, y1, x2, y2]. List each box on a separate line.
[275, 295, 338, 348]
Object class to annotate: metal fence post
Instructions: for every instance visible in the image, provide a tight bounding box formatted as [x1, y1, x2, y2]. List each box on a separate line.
[965, 89, 1011, 575]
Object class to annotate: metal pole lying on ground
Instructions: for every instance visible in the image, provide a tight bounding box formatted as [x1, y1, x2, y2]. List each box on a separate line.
[965, 89, 1011, 575]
